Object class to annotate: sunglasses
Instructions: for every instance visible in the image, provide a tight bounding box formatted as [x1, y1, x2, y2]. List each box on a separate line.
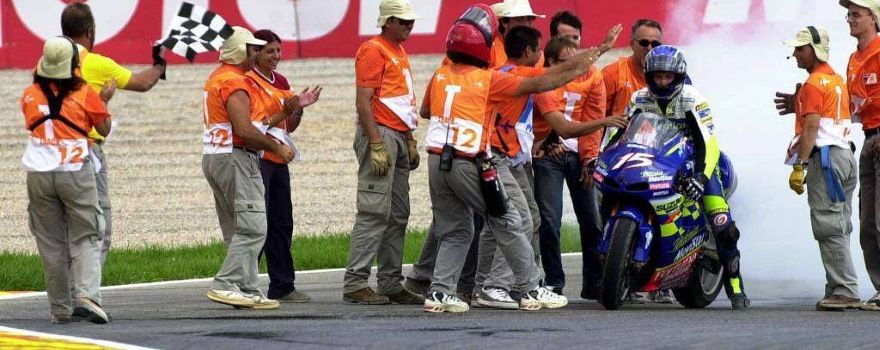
[393, 18, 415, 26]
[636, 39, 662, 48]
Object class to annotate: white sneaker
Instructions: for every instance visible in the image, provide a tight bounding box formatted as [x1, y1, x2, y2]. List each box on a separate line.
[476, 287, 519, 310]
[247, 294, 280, 310]
[72, 297, 109, 324]
[207, 289, 256, 308]
[424, 291, 469, 313]
[649, 290, 674, 304]
[862, 291, 880, 311]
[528, 286, 569, 309]
[518, 291, 543, 311]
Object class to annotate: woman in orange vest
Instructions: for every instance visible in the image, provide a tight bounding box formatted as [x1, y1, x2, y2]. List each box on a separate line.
[245, 29, 321, 303]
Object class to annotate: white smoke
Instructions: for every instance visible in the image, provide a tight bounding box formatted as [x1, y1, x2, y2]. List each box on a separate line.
[559, 0, 876, 298]
[675, 0, 873, 297]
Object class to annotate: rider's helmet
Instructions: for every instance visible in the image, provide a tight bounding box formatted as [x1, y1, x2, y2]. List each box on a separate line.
[446, 4, 498, 67]
[645, 45, 688, 101]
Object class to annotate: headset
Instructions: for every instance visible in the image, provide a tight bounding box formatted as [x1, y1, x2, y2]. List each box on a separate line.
[807, 26, 821, 45]
[787, 26, 821, 60]
[63, 36, 80, 75]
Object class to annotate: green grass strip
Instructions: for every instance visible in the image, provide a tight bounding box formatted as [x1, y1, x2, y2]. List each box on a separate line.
[0, 225, 584, 291]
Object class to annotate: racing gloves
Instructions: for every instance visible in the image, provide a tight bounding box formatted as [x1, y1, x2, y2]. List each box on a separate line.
[370, 142, 391, 177]
[676, 173, 708, 202]
[407, 139, 420, 170]
[789, 164, 806, 195]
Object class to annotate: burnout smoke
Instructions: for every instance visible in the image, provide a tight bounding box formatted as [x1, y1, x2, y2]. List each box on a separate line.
[664, 0, 872, 295]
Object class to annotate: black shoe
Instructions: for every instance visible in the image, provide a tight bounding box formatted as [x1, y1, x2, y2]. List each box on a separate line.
[580, 287, 599, 300]
[730, 293, 750, 310]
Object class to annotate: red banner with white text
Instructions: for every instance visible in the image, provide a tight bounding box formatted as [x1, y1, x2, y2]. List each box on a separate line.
[0, 0, 794, 69]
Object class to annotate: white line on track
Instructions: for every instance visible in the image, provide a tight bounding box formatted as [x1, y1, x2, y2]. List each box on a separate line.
[0, 253, 584, 301]
[0, 326, 157, 349]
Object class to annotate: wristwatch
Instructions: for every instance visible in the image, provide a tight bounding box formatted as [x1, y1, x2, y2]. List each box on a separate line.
[794, 159, 809, 167]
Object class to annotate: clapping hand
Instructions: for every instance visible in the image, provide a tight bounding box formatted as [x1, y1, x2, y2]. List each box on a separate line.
[100, 79, 117, 103]
[298, 86, 323, 108]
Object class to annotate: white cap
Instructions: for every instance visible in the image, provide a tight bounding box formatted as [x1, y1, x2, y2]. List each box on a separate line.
[37, 37, 76, 79]
[498, 0, 544, 19]
[219, 26, 267, 65]
[377, 0, 421, 27]
[841, 0, 880, 31]
[783, 26, 830, 62]
[491, 2, 508, 17]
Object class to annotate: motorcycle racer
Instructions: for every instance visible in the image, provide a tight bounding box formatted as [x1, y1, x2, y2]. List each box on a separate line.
[607, 45, 750, 310]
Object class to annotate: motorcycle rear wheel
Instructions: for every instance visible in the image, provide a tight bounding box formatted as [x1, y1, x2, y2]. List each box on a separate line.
[672, 254, 724, 308]
[600, 217, 638, 310]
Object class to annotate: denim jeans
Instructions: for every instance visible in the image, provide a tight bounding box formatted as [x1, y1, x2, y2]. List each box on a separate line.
[533, 152, 602, 291]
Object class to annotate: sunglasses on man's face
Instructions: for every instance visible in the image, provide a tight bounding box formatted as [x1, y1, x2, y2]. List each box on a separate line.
[636, 39, 662, 48]
[394, 18, 415, 26]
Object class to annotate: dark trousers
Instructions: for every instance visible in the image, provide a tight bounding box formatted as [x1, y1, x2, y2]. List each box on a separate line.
[259, 159, 296, 299]
[534, 152, 602, 290]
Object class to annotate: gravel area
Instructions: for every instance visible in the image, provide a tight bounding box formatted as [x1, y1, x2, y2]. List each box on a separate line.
[0, 51, 627, 253]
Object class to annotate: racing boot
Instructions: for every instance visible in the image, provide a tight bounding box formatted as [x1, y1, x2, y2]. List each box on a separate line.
[724, 276, 750, 310]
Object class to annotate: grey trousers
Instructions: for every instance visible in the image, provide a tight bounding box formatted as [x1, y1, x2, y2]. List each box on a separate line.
[428, 153, 539, 295]
[407, 216, 481, 295]
[807, 146, 859, 298]
[28, 163, 104, 317]
[343, 125, 411, 295]
[92, 143, 112, 266]
[860, 135, 880, 291]
[203, 149, 267, 295]
[475, 161, 541, 293]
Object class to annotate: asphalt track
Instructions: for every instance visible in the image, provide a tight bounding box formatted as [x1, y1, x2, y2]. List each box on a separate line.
[1, 254, 878, 350]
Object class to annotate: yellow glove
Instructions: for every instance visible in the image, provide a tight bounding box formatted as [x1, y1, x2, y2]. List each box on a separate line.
[789, 164, 806, 195]
[370, 142, 391, 177]
[407, 139, 420, 170]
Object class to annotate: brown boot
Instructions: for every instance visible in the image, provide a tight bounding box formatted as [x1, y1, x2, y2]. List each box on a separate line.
[385, 288, 425, 305]
[343, 287, 390, 305]
[815, 295, 862, 311]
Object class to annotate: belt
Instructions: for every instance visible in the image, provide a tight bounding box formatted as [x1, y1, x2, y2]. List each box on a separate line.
[427, 147, 476, 160]
[866, 127, 880, 138]
[233, 146, 258, 155]
[809, 142, 856, 157]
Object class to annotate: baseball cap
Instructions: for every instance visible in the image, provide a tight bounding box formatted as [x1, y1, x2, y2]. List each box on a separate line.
[376, 0, 421, 27]
[841, 0, 880, 31]
[783, 26, 830, 62]
[219, 26, 267, 65]
[498, 0, 545, 19]
[37, 37, 77, 79]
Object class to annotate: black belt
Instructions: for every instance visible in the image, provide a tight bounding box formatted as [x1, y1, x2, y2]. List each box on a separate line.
[233, 146, 258, 155]
[866, 127, 880, 138]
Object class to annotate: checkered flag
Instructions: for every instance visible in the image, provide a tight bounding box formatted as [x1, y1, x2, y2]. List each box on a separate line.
[159, 2, 233, 62]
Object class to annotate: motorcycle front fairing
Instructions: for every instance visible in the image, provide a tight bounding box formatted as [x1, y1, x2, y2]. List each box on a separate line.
[596, 113, 714, 269]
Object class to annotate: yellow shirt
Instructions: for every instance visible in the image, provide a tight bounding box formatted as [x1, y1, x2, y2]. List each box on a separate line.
[77, 45, 132, 142]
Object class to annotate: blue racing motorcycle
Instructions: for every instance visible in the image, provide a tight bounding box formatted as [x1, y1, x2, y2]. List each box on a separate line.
[593, 112, 736, 310]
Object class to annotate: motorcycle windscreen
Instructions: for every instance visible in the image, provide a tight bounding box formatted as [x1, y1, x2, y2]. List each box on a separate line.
[619, 113, 681, 149]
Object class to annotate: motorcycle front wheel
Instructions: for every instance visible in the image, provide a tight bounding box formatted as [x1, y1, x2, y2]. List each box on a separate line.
[600, 217, 638, 310]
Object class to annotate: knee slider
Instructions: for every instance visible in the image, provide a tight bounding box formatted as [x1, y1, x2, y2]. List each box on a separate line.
[716, 221, 740, 250]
